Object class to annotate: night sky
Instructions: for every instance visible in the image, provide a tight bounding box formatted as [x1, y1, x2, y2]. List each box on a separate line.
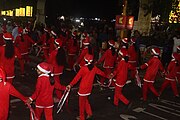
[45, 0, 123, 19]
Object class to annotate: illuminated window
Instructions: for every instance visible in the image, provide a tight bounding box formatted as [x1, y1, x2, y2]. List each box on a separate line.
[169, 0, 180, 23]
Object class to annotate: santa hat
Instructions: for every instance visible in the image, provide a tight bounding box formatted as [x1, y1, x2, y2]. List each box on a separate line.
[54, 38, 62, 47]
[151, 48, 160, 56]
[37, 62, 51, 74]
[44, 27, 50, 33]
[18, 27, 23, 34]
[177, 45, 180, 51]
[108, 40, 115, 47]
[118, 48, 128, 57]
[172, 52, 179, 60]
[83, 37, 90, 45]
[84, 54, 93, 65]
[72, 31, 77, 37]
[51, 30, 57, 36]
[122, 38, 128, 44]
[130, 38, 136, 43]
[3, 33, 13, 41]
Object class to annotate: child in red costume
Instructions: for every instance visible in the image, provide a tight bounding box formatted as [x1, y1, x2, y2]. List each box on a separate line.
[97, 39, 117, 87]
[67, 32, 78, 70]
[15, 27, 36, 75]
[67, 54, 108, 120]
[48, 38, 66, 101]
[159, 52, 179, 97]
[140, 48, 165, 101]
[128, 38, 138, 81]
[0, 33, 24, 83]
[75, 36, 93, 69]
[111, 48, 135, 107]
[0, 67, 27, 120]
[176, 45, 180, 84]
[26, 62, 66, 120]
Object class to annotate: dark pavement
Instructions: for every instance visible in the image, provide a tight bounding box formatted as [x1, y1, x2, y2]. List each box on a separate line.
[7, 56, 180, 120]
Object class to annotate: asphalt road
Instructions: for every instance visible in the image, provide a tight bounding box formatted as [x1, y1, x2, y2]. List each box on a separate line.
[7, 57, 180, 120]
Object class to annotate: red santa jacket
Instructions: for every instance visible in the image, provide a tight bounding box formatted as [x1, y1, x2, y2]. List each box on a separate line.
[0, 81, 26, 120]
[113, 59, 135, 87]
[128, 44, 138, 63]
[0, 33, 5, 46]
[48, 48, 64, 75]
[176, 53, 180, 76]
[165, 60, 178, 81]
[97, 48, 117, 68]
[15, 35, 35, 55]
[70, 66, 106, 96]
[30, 74, 66, 108]
[67, 38, 78, 55]
[140, 56, 165, 83]
[76, 47, 89, 67]
[47, 37, 55, 53]
[0, 46, 22, 78]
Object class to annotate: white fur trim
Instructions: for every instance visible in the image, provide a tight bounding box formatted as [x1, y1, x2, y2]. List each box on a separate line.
[51, 31, 57, 36]
[78, 92, 91, 96]
[143, 79, 154, 83]
[115, 83, 124, 87]
[36, 105, 54, 108]
[152, 49, 159, 55]
[3, 35, 12, 40]
[165, 77, 175, 81]
[37, 65, 50, 74]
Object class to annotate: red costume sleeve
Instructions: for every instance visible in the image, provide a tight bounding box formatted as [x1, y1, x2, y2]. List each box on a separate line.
[9, 84, 26, 102]
[30, 77, 42, 100]
[76, 49, 87, 64]
[70, 68, 83, 87]
[95, 66, 107, 78]
[54, 81, 66, 91]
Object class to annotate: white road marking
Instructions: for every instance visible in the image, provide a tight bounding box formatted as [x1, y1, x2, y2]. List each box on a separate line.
[149, 103, 180, 116]
[120, 114, 137, 120]
[133, 107, 167, 120]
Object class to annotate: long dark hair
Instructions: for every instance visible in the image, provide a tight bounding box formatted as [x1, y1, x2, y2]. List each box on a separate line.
[110, 47, 116, 56]
[86, 61, 94, 70]
[88, 45, 93, 55]
[5, 40, 15, 59]
[56, 47, 66, 66]
[48, 72, 55, 85]
[21, 34, 24, 42]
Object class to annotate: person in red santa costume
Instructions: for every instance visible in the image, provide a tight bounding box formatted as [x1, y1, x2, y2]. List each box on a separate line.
[67, 54, 108, 120]
[140, 47, 165, 101]
[0, 33, 24, 83]
[96, 39, 117, 87]
[128, 38, 138, 83]
[121, 37, 128, 49]
[48, 38, 67, 101]
[40, 27, 51, 61]
[159, 52, 179, 98]
[14, 27, 36, 75]
[176, 45, 180, 84]
[0, 66, 27, 120]
[48, 30, 58, 55]
[110, 48, 135, 107]
[74, 36, 93, 71]
[26, 62, 66, 120]
[67, 31, 78, 71]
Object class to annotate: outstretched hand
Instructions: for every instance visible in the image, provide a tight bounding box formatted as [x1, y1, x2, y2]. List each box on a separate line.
[66, 85, 71, 91]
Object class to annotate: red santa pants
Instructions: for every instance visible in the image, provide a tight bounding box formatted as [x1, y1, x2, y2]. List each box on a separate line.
[129, 62, 137, 80]
[177, 73, 180, 84]
[114, 86, 129, 106]
[33, 107, 53, 120]
[142, 81, 159, 101]
[159, 79, 179, 96]
[54, 75, 63, 99]
[79, 96, 92, 120]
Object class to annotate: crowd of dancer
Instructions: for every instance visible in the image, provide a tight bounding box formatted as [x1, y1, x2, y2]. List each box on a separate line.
[0, 20, 180, 120]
